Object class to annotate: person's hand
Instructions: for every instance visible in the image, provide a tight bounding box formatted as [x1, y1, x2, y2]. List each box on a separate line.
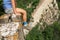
[14, 10, 21, 16]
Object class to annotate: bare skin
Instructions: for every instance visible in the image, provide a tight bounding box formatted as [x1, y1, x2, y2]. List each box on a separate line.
[11, 0, 27, 22]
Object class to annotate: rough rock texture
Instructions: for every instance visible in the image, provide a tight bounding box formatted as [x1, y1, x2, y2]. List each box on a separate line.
[24, 0, 60, 36]
[29, 0, 59, 28]
[0, 0, 59, 40]
[40, 0, 59, 25]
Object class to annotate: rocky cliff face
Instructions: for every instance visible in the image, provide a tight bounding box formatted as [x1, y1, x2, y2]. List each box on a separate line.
[0, 0, 59, 40]
[24, 0, 60, 36]
[40, 0, 59, 25]
[30, 0, 59, 27]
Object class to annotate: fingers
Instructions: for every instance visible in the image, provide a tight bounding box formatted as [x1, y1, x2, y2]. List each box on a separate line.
[15, 13, 21, 16]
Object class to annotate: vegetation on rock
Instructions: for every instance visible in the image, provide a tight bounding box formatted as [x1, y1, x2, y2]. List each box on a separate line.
[26, 0, 60, 40]
[26, 21, 60, 40]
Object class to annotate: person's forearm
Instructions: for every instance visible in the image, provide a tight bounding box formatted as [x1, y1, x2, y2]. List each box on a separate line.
[11, 0, 16, 12]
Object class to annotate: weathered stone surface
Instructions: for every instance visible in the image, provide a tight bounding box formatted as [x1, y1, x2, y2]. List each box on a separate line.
[40, 0, 59, 25]
[29, 0, 59, 27]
